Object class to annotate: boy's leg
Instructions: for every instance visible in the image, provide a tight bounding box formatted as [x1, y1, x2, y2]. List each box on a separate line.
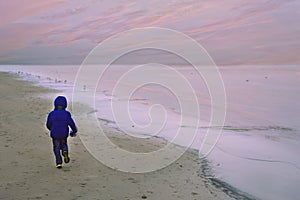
[52, 138, 63, 167]
[61, 138, 70, 163]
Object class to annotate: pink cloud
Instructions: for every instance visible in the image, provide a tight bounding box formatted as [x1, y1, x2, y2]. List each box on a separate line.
[0, 0, 67, 26]
[0, 22, 64, 53]
[39, 5, 88, 20]
[0, 0, 299, 65]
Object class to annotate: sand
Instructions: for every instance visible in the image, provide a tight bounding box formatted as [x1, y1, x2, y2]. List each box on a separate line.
[0, 72, 251, 200]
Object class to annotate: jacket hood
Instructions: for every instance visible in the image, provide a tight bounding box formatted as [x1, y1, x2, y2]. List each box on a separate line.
[54, 96, 67, 109]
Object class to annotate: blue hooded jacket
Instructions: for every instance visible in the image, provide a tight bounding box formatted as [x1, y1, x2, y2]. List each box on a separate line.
[46, 96, 77, 138]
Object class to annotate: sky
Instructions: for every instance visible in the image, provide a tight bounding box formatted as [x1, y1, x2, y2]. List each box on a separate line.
[0, 0, 299, 65]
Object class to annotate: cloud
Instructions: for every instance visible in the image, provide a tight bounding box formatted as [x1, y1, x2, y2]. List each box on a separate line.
[0, 22, 64, 54]
[0, 0, 68, 59]
[39, 5, 88, 20]
[181, 0, 300, 65]
[0, 0, 299, 65]
[0, 0, 66, 26]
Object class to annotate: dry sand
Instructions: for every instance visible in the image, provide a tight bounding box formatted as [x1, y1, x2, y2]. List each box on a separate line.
[0, 72, 252, 200]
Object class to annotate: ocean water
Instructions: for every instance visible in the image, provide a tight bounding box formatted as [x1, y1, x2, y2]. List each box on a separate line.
[1, 64, 300, 200]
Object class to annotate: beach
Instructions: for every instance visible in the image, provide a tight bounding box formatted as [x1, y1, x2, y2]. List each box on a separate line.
[1, 64, 299, 200]
[0, 72, 247, 200]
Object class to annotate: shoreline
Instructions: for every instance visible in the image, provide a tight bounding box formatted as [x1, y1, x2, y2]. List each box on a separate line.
[0, 71, 257, 199]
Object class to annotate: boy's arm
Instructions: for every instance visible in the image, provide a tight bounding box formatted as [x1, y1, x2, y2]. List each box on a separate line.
[67, 112, 78, 134]
[46, 113, 52, 131]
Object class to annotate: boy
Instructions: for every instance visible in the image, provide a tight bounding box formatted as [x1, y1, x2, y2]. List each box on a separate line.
[46, 96, 78, 169]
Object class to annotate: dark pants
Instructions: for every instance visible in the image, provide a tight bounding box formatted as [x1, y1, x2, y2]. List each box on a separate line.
[52, 138, 68, 164]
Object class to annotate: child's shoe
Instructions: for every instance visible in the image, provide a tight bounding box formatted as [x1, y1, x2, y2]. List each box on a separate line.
[56, 163, 62, 169]
[62, 151, 70, 163]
